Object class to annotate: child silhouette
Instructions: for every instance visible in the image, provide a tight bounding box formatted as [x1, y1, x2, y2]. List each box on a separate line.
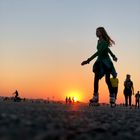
[81, 27, 117, 105]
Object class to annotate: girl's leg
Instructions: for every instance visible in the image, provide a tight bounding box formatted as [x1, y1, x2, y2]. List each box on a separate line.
[105, 72, 114, 98]
[115, 87, 118, 100]
[113, 87, 117, 100]
[91, 73, 100, 102]
[94, 73, 100, 96]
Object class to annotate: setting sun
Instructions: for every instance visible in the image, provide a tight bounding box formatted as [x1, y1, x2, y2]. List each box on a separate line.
[73, 96, 78, 102]
[66, 90, 82, 102]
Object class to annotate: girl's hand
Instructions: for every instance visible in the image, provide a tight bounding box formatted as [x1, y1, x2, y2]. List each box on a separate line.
[81, 60, 89, 66]
[113, 56, 118, 62]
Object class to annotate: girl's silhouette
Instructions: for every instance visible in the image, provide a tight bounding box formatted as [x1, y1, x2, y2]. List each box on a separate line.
[81, 27, 117, 105]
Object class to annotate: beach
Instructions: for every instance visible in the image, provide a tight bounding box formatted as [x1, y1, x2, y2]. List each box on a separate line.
[0, 101, 140, 140]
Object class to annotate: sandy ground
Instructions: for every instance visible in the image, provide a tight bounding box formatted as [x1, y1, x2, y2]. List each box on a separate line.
[0, 101, 140, 140]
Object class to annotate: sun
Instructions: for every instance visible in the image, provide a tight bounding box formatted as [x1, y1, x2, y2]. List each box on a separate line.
[73, 96, 78, 102]
[66, 90, 82, 102]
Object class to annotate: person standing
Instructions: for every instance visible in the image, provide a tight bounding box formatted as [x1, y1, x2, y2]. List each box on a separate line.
[81, 27, 117, 105]
[124, 74, 134, 107]
[65, 96, 68, 104]
[135, 91, 140, 108]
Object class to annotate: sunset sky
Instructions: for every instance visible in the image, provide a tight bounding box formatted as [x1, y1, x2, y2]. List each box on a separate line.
[0, 0, 140, 103]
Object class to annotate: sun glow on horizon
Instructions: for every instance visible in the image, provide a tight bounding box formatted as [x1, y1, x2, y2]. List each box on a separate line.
[65, 90, 82, 102]
[73, 96, 78, 102]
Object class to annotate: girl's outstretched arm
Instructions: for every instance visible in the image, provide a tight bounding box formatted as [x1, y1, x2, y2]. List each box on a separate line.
[81, 52, 98, 66]
[108, 48, 117, 62]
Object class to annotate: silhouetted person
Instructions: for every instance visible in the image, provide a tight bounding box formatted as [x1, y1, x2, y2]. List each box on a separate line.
[110, 73, 119, 102]
[124, 74, 134, 107]
[72, 97, 75, 103]
[65, 96, 68, 104]
[13, 90, 19, 98]
[13, 90, 21, 102]
[135, 91, 140, 108]
[68, 97, 72, 104]
[81, 27, 117, 105]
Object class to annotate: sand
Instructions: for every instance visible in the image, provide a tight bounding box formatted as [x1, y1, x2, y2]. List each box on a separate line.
[0, 101, 140, 140]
